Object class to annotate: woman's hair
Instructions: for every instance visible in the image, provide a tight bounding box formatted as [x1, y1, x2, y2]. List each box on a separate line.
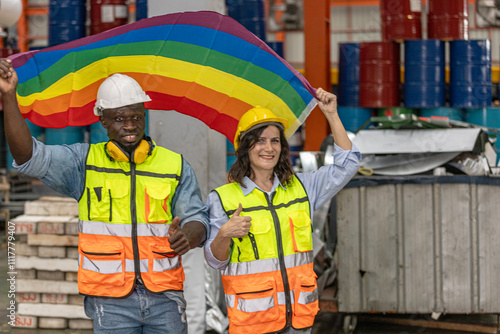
[228, 124, 294, 186]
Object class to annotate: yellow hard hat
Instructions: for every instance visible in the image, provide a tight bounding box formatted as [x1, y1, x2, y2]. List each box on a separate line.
[234, 106, 288, 151]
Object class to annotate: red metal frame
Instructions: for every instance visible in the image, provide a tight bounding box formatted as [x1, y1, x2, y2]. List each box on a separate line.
[304, 0, 331, 151]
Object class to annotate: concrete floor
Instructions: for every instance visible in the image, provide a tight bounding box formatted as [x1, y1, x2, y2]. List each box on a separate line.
[1, 243, 498, 334]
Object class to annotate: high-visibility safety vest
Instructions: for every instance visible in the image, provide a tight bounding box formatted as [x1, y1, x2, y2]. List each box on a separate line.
[77, 142, 184, 298]
[214, 176, 319, 333]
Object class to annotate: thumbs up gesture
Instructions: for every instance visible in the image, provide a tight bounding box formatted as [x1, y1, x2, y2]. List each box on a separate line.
[168, 216, 190, 256]
[220, 203, 252, 239]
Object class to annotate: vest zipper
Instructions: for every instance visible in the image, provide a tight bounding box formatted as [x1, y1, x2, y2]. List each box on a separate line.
[265, 192, 292, 328]
[130, 161, 142, 286]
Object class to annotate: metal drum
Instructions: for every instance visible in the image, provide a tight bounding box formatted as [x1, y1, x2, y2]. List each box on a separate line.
[287, 126, 303, 167]
[48, 0, 86, 47]
[135, 0, 147, 21]
[404, 39, 445, 108]
[226, 139, 236, 171]
[89, 122, 108, 144]
[380, 0, 422, 41]
[0, 47, 19, 58]
[420, 107, 464, 121]
[377, 106, 415, 117]
[337, 43, 360, 107]
[465, 107, 500, 127]
[359, 42, 401, 108]
[226, 0, 266, 40]
[450, 40, 492, 108]
[267, 41, 284, 58]
[338, 107, 373, 133]
[427, 0, 468, 40]
[45, 127, 85, 145]
[90, 0, 129, 35]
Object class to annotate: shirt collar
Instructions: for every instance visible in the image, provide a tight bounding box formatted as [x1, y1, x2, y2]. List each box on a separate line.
[241, 174, 287, 196]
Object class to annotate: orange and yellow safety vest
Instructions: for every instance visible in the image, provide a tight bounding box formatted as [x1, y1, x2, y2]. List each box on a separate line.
[77, 142, 184, 297]
[215, 176, 319, 333]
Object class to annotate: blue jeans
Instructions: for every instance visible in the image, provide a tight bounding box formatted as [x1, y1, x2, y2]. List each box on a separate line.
[84, 286, 187, 334]
[279, 327, 312, 334]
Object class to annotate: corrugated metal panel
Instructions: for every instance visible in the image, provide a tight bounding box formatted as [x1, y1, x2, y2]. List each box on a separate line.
[337, 182, 500, 313]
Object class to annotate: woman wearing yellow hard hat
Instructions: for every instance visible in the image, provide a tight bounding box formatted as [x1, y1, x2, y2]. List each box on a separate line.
[204, 88, 361, 334]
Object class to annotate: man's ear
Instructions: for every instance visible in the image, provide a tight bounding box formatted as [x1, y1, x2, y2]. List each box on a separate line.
[100, 117, 108, 128]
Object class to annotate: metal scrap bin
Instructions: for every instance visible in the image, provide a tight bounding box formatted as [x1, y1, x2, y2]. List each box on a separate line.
[336, 176, 500, 314]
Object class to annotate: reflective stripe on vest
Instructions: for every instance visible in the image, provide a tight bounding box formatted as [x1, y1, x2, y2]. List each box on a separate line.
[225, 288, 318, 310]
[79, 220, 171, 238]
[77, 142, 183, 298]
[80, 254, 181, 273]
[215, 177, 319, 333]
[221, 251, 313, 276]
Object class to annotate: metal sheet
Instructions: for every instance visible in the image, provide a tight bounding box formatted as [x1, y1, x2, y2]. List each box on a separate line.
[401, 184, 435, 312]
[337, 181, 500, 313]
[477, 185, 500, 312]
[352, 128, 482, 154]
[361, 152, 460, 175]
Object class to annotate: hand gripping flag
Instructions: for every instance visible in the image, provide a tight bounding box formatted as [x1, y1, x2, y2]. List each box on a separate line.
[9, 11, 317, 143]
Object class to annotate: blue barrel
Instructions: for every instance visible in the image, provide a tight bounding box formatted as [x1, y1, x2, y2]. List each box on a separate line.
[226, 0, 266, 41]
[267, 41, 284, 58]
[450, 40, 492, 108]
[135, 0, 147, 20]
[226, 139, 236, 171]
[49, 0, 86, 47]
[225, 0, 241, 17]
[45, 127, 85, 145]
[465, 107, 500, 163]
[288, 126, 303, 167]
[338, 107, 373, 133]
[6, 144, 13, 170]
[89, 122, 108, 144]
[465, 107, 500, 126]
[420, 107, 464, 121]
[337, 43, 360, 107]
[27, 120, 45, 142]
[404, 40, 445, 108]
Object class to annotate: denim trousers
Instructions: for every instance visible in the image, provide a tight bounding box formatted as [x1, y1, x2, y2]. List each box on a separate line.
[84, 285, 187, 334]
[279, 326, 312, 334]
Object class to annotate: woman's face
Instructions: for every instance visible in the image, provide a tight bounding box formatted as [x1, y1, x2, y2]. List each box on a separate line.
[248, 125, 282, 174]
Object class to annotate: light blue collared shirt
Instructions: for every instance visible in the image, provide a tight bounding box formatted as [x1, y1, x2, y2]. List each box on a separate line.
[14, 138, 210, 240]
[204, 143, 361, 270]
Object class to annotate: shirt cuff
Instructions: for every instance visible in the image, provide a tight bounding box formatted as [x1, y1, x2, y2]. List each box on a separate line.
[333, 143, 361, 167]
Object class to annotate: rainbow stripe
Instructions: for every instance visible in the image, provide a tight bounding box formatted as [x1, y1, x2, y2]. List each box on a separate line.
[10, 11, 317, 142]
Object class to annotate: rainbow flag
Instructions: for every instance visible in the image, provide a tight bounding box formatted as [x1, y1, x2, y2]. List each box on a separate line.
[9, 11, 317, 142]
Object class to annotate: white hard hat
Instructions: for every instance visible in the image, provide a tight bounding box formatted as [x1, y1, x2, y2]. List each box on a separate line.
[94, 73, 151, 116]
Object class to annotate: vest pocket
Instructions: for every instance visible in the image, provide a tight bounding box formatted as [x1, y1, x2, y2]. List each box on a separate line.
[148, 244, 184, 285]
[107, 180, 130, 223]
[145, 183, 171, 223]
[248, 216, 276, 259]
[293, 274, 319, 317]
[231, 278, 279, 325]
[287, 210, 313, 252]
[88, 186, 111, 221]
[79, 241, 125, 286]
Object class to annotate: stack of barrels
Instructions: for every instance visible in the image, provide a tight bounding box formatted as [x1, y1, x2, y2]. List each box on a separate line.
[225, 0, 294, 169]
[336, 0, 498, 145]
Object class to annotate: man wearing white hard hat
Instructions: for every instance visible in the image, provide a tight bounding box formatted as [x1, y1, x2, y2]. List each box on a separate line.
[0, 59, 209, 334]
